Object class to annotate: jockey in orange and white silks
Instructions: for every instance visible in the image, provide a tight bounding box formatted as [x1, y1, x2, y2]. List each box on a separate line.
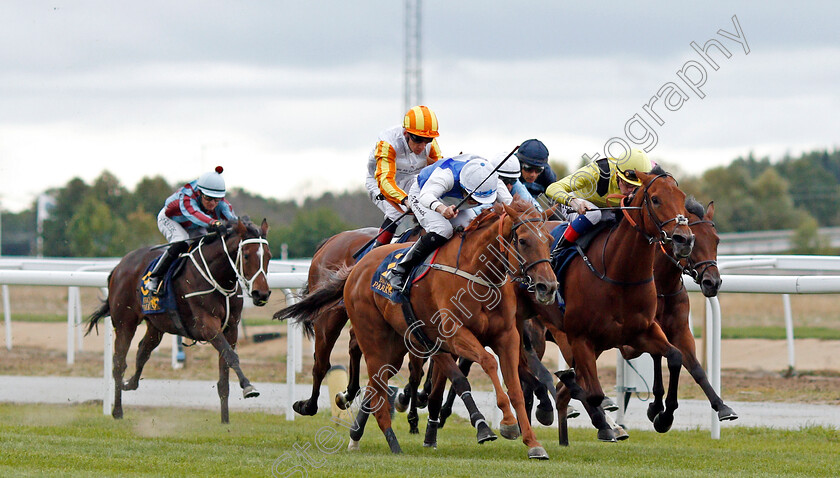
[365, 105, 443, 247]
[545, 148, 652, 250]
[385, 154, 512, 292]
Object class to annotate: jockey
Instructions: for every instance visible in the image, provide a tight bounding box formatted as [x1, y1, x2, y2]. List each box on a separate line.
[492, 152, 542, 212]
[545, 148, 652, 251]
[516, 139, 557, 200]
[385, 154, 512, 292]
[144, 166, 237, 292]
[365, 105, 443, 248]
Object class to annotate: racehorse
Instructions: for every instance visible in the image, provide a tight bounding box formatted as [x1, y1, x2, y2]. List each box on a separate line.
[619, 198, 738, 424]
[522, 169, 695, 445]
[85, 217, 271, 423]
[273, 226, 421, 418]
[276, 199, 559, 459]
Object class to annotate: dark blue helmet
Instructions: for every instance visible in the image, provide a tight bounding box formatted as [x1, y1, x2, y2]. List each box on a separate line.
[515, 139, 549, 167]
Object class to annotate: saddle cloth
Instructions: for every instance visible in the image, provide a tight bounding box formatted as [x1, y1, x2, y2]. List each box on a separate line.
[139, 255, 184, 315]
[355, 227, 418, 262]
[370, 246, 438, 303]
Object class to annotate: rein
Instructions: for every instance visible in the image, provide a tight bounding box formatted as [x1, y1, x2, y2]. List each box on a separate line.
[182, 234, 270, 336]
[659, 218, 718, 290]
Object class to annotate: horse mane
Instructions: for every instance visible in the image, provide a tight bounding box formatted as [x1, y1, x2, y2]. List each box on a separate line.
[462, 196, 535, 232]
[685, 196, 705, 219]
[236, 215, 264, 238]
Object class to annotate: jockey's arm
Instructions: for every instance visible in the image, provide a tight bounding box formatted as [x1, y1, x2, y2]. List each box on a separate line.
[495, 178, 513, 205]
[545, 161, 600, 207]
[373, 141, 407, 204]
[417, 168, 455, 214]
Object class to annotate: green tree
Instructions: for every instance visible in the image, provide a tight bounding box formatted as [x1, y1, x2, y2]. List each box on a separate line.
[91, 171, 131, 218]
[749, 168, 799, 230]
[67, 196, 128, 257]
[134, 176, 173, 215]
[791, 215, 832, 254]
[42, 178, 91, 256]
[270, 208, 352, 258]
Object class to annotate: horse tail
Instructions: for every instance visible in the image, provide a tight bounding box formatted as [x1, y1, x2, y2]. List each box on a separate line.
[85, 299, 111, 337]
[273, 265, 352, 340]
[85, 271, 113, 336]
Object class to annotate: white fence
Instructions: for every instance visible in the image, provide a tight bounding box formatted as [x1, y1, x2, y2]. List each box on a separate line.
[3, 255, 840, 438]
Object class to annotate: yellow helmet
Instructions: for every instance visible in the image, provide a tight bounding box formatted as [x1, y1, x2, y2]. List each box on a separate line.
[403, 105, 440, 138]
[611, 148, 652, 186]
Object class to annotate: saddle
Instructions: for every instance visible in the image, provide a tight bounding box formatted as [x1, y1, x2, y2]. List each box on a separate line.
[355, 225, 421, 262]
[139, 254, 194, 339]
[550, 218, 616, 306]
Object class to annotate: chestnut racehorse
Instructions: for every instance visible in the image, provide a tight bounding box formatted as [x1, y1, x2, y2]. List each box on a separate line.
[276, 199, 559, 459]
[86, 218, 271, 423]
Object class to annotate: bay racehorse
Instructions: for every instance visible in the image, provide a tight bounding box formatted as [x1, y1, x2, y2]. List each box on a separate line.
[273, 226, 421, 418]
[276, 199, 559, 459]
[522, 169, 694, 445]
[86, 217, 271, 423]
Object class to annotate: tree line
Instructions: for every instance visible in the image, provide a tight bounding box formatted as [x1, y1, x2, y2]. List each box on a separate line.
[1, 147, 838, 258]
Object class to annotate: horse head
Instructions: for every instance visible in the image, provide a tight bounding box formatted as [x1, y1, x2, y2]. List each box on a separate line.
[630, 170, 694, 259]
[500, 198, 558, 305]
[684, 200, 721, 297]
[229, 217, 272, 306]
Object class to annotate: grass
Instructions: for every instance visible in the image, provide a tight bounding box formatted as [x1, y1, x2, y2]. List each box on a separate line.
[0, 404, 838, 478]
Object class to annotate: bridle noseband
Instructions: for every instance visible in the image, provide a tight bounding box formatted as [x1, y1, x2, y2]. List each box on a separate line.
[622, 173, 690, 246]
[500, 214, 552, 293]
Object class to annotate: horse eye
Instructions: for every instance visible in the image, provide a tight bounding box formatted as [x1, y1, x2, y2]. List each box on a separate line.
[518, 238, 527, 246]
[651, 196, 660, 206]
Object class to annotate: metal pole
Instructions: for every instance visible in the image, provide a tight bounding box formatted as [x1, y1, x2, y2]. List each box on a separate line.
[75, 287, 83, 351]
[66, 286, 76, 365]
[710, 297, 722, 440]
[3, 285, 10, 350]
[103, 312, 113, 416]
[615, 354, 625, 426]
[284, 289, 297, 421]
[782, 294, 796, 374]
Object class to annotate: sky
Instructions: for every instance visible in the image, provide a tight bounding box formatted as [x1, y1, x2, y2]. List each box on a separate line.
[0, 1, 838, 213]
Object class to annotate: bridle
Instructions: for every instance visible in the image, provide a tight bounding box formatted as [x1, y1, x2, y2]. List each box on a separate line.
[499, 213, 552, 293]
[661, 217, 718, 285]
[182, 231, 271, 331]
[620, 173, 690, 246]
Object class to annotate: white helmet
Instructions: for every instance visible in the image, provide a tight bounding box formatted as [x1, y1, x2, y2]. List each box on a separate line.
[197, 166, 226, 198]
[492, 152, 521, 179]
[460, 156, 498, 204]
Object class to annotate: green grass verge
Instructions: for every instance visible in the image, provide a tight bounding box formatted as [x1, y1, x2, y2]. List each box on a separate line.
[0, 404, 838, 477]
[691, 326, 840, 340]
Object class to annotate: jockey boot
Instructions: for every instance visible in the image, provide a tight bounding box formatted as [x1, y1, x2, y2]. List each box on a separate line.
[144, 242, 187, 292]
[373, 218, 398, 248]
[385, 232, 447, 292]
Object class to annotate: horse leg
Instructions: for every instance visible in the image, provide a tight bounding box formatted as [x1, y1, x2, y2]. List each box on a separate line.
[296, 306, 346, 416]
[562, 341, 615, 442]
[490, 330, 549, 459]
[554, 379, 573, 446]
[522, 346, 555, 426]
[208, 333, 259, 399]
[646, 354, 666, 423]
[110, 316, 140, 419]
[406, 357, 423, 434]
[447, 331, 519, 441]
[337, 328, 363, 410]
[123, 325, 164, 391]
[417, 358, 433, 409]
[422, 360, 449, 448]
[631, 327, 683, 433]
[428, 354, 496, 446]
[439, 356, 473, 429]
[673, 329, 738, 421]
[361, 354, 404, 454]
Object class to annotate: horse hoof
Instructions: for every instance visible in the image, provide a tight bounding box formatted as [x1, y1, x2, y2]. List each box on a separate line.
[646, 403, 664, 423]
[347, 439, 360, 451]
[554, 368, 576, 383]
[417, 391, 429, 409]
[528, 446, 549, 460]
[242, 386, 259, 399]
[476, 422, 497, 444]
[395, 393, 409, 413]
[718, 406, 739, 421]
[438, 408, 451, 429]
[335, 392, 350, 410]
[613, 426, 630, 441]
[409, 426, 419, 435]
[566, 405, 580, 419]
[122, 381, 138, 391]
[536, 407, 555, 426]
[292, 400, 317, 416]
[653, 412, 674, 433]
[601, 396, 619, 412]
[499, 423, 521, 440]
[597, 428, 617, 442]
[423, 442, 437, 449]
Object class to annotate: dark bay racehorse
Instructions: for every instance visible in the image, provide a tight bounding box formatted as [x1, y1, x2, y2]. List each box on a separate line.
[86, 218, 271, 423]
[277, 200, 559, 459]
[274, 226, 421, 418]
[521, 170, 694, 445]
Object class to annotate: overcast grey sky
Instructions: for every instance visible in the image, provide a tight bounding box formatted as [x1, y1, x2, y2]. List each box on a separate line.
[1, 1, 838, 212]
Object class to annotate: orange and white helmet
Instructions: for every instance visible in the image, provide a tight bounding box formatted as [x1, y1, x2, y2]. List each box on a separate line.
[403, 105, 440, 138]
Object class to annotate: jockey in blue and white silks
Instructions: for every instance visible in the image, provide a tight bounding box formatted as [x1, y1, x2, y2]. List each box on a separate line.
[384, 154, 511, 292]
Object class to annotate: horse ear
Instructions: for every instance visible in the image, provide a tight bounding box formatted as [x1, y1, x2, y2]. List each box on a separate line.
[235, 218, 248, 236]
[543, 203, 563, 222]
[705, 201, 715, 220]
[261, 218, 269, 236]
